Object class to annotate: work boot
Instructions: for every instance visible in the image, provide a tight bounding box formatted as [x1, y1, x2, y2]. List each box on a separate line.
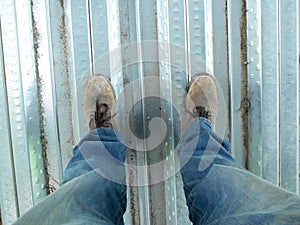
[184, 73, 218, 128]
[83, 75, 118, 130]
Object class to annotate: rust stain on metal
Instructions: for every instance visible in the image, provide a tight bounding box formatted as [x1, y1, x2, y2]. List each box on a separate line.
[31, 0, 50, 195]
[123, 77, 130, 86]
[58, 0, 75, 148]
[240, 0, 250, 169]
[129, 185, 138, 225]
[30, 0, 75, 194]
[225, 0, 232, 142]
[127, 154, 140, 225]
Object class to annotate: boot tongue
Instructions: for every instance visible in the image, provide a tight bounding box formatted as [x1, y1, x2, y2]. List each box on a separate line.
[99, 104, 108, 113]
[96, 103, 112, 128]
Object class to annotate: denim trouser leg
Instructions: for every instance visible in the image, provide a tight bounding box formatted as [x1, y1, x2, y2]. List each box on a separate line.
[179, 118, 300, 225]
[13, 128, 127, 225]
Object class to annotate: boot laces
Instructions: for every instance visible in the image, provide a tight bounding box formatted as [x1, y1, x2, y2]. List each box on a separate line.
[195, 106, 211, 119]
[95, 103, 114, 128]
[187, 106, 212, 120]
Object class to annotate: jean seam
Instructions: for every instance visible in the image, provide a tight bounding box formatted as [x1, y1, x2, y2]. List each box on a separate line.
[115, 208, 124, 225]
[184, 182, 192, 194]
[190, 206, 204, 225]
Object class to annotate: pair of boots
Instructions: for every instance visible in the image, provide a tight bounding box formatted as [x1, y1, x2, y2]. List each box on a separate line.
[83, 73, 218, 132]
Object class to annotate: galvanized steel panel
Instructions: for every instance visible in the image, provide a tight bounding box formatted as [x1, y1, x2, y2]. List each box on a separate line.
[1, 0, 300, 224]
[279, 0, 299, 194]
[261, 0, 280, 185]
[69, 0, 92, 140]
[48, 0, 75, 170]
[138, 2, 166, 224]
[227, 0, 248, 167]
[157, 2, 175, 225]
[15, 0, 47, 204]
[246, 0, 263, 176]
[89, 0, 110, 75]
[167, 1, 190, 224]
[187, 0, 206, 75]
[1, 0, 35, 215]
[157, 2, 186, 224]
[118, 1, 149, 224]
[211, 0, 230, 138]
[0, 19, 19, 225]
[118, 1, 138, 224]
[31, 0, 63, 190]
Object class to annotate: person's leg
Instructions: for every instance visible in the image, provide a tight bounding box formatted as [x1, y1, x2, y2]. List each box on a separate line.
[14, 75, 127, 225]
[179, 117, 300, 225]
[180, 73, 300, 225]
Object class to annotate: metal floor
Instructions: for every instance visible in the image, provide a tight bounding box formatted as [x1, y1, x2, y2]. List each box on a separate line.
[0, 0, 299, 224]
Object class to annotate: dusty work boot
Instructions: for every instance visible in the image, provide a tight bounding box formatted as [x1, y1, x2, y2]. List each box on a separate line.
[184, 73, 218, 129]
[84, 75, 118, 130]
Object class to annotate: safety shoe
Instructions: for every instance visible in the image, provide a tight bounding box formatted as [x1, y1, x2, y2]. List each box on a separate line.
[83, 75, 118, 130]
[184, 73, 218, 128]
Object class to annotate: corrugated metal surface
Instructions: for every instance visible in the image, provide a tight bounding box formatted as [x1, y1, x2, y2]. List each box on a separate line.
[279, 0, 299, 193]
[0, 0, 299, 224]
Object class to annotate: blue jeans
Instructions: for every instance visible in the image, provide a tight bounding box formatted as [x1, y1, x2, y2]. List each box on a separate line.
[14, 118, 300, 225]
